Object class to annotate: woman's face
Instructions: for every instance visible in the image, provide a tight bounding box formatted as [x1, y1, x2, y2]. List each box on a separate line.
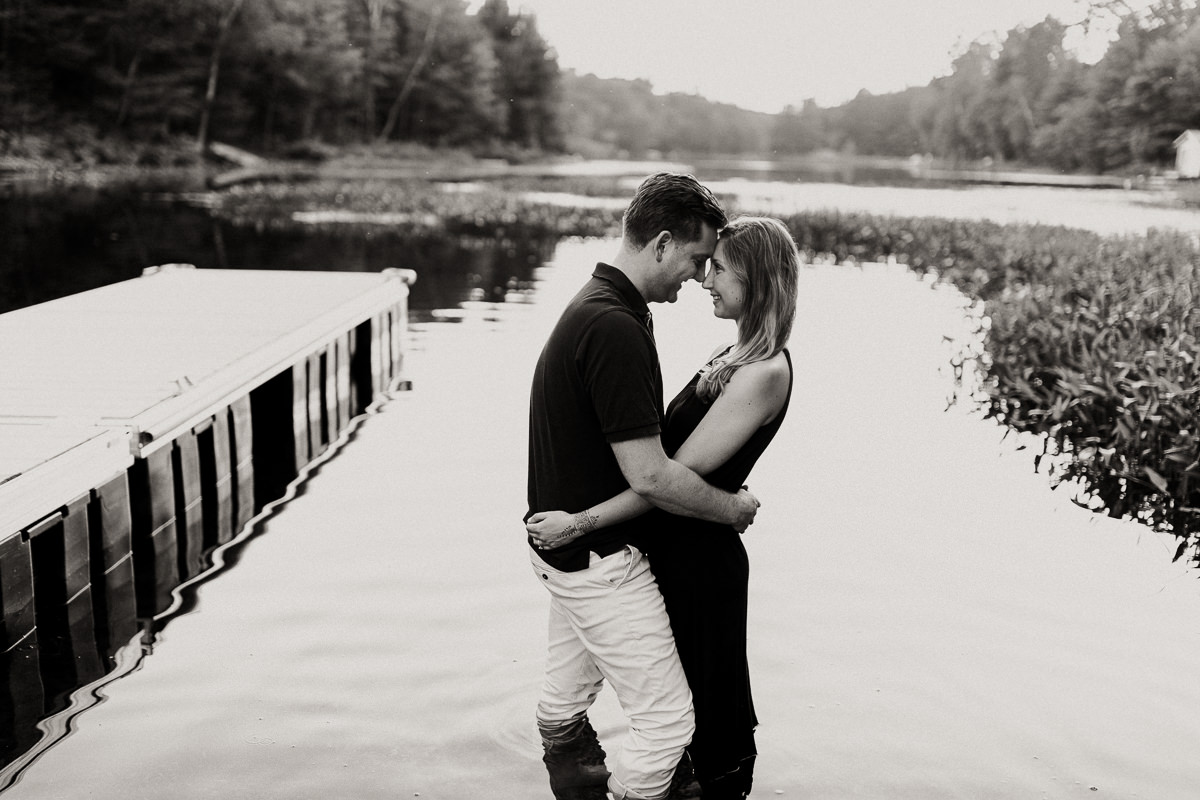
[702, 240, 747, 321]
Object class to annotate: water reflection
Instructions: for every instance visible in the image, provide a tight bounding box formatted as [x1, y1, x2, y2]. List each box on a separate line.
[0, 481, 139, 773]
[691, 157, 946, 188]
[0, 183, 556, 317]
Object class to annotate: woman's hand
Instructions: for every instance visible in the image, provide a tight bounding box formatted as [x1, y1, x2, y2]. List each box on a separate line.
[526, 510, 582, 550]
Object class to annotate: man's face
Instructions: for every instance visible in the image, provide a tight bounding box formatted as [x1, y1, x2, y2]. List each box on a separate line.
[649, 223, 718, 304]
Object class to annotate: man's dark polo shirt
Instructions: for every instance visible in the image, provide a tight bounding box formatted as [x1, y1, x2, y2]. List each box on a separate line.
[527, 263, 663, 572]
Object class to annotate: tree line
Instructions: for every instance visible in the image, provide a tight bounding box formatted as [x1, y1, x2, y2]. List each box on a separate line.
[2, 0, 1198, 173]
[1, 0, 561, 154]
[772, 0, 1200, 173]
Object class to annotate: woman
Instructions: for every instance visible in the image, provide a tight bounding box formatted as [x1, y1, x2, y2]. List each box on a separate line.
[527, 215, 799, 799]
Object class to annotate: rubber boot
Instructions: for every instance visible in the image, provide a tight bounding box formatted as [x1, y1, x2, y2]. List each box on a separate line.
[696, 755, 756, 800]
[539, 716, 610, 800]
[665, 752, 702, 800]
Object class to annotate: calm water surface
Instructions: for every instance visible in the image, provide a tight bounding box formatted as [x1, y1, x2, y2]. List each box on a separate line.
[3, 181, 1200, 798]
[0, 182, 554, 316]
[3, 235, 1200, 798]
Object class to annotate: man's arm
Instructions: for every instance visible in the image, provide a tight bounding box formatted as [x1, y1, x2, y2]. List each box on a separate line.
[527, 365, 785, 546]
[610, 435, 759, 530]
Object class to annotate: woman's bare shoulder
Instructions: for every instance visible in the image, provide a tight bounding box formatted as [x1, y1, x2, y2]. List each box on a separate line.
[730, 351, 790, 391]
[722, 353, 790, 426]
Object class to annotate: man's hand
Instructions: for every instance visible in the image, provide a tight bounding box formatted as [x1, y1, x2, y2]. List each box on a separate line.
[730, 486, 760, 533]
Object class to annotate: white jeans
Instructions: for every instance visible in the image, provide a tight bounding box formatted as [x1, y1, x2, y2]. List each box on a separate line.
[532, 545, 694, 800]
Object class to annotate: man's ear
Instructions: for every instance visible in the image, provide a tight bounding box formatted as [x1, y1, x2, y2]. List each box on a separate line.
[653, 231, 672, 262]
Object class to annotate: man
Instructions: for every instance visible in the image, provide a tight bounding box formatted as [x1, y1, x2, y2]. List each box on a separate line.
[526, 173, 760, 800]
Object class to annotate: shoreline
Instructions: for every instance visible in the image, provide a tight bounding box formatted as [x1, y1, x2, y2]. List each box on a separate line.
[2, 146, 1187, 190]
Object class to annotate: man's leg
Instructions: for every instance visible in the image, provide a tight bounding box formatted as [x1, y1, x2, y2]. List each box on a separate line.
[536, 589, 610, 800]
[539, 546, 694, 800]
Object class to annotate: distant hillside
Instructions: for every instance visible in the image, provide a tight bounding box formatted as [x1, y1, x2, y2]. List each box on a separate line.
[558, 0, 1200, 174]
[558, 70, 774, 158]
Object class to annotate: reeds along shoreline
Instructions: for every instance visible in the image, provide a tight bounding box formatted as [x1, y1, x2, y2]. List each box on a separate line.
[779, 210, 1200, 559]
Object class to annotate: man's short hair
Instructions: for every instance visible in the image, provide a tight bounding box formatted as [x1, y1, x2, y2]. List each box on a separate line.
[622, 172, 728, 250]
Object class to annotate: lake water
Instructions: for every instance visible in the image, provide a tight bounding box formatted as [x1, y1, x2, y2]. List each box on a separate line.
[3, 178, 1200, 798]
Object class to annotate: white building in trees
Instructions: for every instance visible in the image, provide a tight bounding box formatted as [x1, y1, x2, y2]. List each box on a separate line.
[1174, 130, 1200, 178]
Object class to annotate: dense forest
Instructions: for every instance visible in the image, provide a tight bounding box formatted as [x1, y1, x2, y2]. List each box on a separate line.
[2, 0, 1199, 173]
[783, 0, 1200, 172]
[0, 0, 563, 157]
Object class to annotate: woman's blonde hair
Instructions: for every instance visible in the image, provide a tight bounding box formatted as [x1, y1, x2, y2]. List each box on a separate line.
[696, 216, 799, 401]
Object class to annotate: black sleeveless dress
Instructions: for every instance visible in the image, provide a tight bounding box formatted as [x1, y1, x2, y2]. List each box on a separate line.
[646, 348, 793, 793]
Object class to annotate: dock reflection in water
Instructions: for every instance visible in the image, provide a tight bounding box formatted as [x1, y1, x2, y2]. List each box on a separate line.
[0, 305, 400, 784]
[0, 212, 557, 788]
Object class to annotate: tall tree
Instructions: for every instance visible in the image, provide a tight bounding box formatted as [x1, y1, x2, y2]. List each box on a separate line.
[988, 18, 1072, 161]
[476, 0, 561, 150]
[1121, 20, 1200, 162]
[1081, 0, 1200, 167]
[348, 0, 400, 142]
[248, 0, 360, 146]
[831, 88, 923, 156]
[390, 0, 503, 146]
[771, 99, 829, 154]
[923, 41, 1002, 162]
[376, 0, 445, 142]
[0, 0, 86, 132]
[1030, 60, 1103, 170]
[197, 0, 246, 152]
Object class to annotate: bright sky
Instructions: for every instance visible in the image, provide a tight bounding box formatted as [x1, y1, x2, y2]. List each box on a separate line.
[483, 0, 1159, 113]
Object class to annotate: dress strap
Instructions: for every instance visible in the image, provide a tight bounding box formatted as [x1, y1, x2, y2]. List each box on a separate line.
[710, 344, 735, 364]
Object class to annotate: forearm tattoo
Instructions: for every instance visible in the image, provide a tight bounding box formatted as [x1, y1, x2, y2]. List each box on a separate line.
[572, 509, 599, 535]
[544, 510, 599, 548]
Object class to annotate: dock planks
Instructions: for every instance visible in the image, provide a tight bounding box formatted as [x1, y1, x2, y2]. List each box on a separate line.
[0, 266, 414, 663]
[0, 266, 411, 448]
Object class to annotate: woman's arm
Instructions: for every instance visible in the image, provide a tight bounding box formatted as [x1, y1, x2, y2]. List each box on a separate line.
[527, 355, 789, 548]
[526, 488, 653, 547]
[671, 355, 790, 474]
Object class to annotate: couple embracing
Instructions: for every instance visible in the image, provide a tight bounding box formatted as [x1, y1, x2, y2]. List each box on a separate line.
[525, 173, 798, 800]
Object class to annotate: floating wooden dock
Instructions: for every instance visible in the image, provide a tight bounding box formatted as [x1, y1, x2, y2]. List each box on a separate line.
[0, 265, 414, 747]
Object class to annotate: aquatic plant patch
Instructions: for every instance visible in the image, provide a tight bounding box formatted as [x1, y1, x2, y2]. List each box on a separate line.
[212, 178, 623, 238]
[777, 209, 1200, 560]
